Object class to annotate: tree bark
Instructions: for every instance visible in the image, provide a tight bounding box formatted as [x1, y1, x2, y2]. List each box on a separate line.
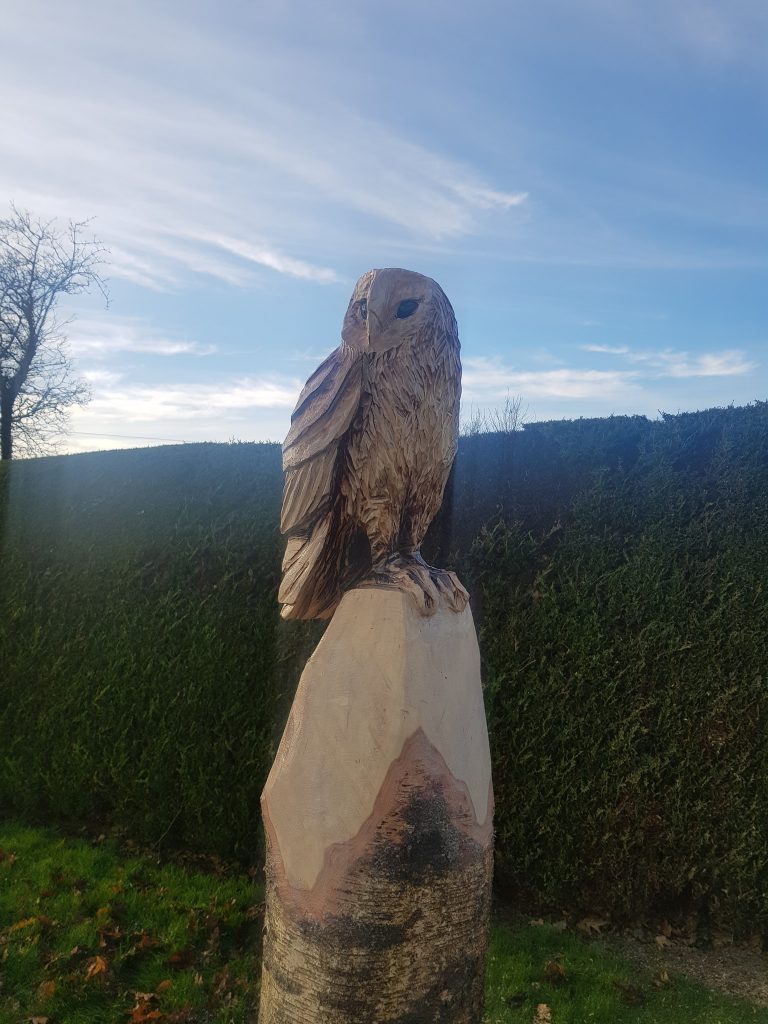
[1, 387, 13, 460]
[259, 587, 494, 1023]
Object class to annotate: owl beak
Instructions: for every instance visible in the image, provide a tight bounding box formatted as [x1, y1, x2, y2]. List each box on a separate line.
[366, 273, 386, 348]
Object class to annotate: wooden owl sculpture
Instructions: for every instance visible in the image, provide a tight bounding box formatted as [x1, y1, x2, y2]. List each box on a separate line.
[279, 267, 467, 620]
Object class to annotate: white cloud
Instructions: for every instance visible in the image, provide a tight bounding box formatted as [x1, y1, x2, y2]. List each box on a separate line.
[200, 234, 339, 283]
[81, 368, 124, 386]
[68, 317, 217, 359]
[462, 356, 640, 401]
[449, 184, 529, 211]
[582, 344, 757, 377]
[79, 378, 299, 425]
[0, 1, 528, 291]
[582, 344, 631, 355]
[642, 349, 757, 377]
[65, 373, 301, 451]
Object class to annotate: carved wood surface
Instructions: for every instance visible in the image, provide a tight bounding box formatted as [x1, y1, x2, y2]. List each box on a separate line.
[258, 589, 494, 1023]
[260, 272, 493, 1023]
[279, 268, 464, 621]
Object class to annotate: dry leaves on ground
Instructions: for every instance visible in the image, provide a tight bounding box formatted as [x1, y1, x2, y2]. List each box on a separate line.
[533, 1004, 552, 1023]
[84, 954, 108, 980]
[130, 992, 163, 1024]
[9, 917, 37, 933]
[543, 960, 566, 986]
[576, 917, 609, 937]
[36, 979, 56, 1001]
[614, 980, 645, 1006]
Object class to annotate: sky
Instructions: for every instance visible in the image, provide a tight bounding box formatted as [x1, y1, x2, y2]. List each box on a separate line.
[2, 0, 766, 452]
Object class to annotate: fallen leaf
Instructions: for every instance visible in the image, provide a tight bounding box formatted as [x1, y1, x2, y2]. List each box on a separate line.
[84, 954, 108, 980]
[95, 906, 110, 919]
[137, 931, 160, 950]
[29, 1017, 49, 1023]
[130, 992, 164, 1024]
[9, 917, 37, 932]
[166, 1008, 194, 1024]
[213, 966, 232, 997]
[533, 1004, 552, 1023]
[203, 923, 220, 957]
[157, 979, 173, 993]
[658, 919, 672, 938]
[543, 960, 566, 986]
[193, 971, 203, 986]
[37, 979, 56, 1001]
[130, 1008, 164, 1024]
[614, 980, 645, 1006]
[654, 968, 670, 986]
[99, 926, 122, 948]
[0, 848, 17, 865]
[167, 947, 194, 969]
[576, 916, 609, 937]
[529, 918, 545, 926]
[712, 928, 734, 948]
[655, 934, 672, 948]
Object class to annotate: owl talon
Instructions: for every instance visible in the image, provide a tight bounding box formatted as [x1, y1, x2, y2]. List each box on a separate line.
[432, 569, 469, 614]
[361, 555, 467, 615]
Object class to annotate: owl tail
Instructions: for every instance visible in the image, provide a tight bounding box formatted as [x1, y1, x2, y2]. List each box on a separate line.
[279, 512, 348, 620]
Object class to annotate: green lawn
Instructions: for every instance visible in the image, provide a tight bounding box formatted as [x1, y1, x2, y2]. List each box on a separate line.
[1, 822, 764, 1024]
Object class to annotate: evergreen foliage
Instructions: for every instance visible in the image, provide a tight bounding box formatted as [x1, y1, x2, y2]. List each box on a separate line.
[1, 403, 767, 925]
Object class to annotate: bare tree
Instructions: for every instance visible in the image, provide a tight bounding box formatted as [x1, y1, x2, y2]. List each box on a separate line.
[460, 392, 529, 437]
[0, 205, 108, 459]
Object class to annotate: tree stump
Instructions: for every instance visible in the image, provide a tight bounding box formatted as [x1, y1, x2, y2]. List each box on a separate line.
[258, 587, 494, 1023]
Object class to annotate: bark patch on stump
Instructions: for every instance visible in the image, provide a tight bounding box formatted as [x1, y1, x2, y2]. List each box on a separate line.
[259, 729, 493, 1024]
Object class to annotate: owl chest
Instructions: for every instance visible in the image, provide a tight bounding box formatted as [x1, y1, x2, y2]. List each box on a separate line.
[344, 348, 455, 499]
[370, 350, 441, 436]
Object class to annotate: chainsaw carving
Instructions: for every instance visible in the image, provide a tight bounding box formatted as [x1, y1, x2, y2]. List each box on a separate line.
[260, 269, 493, 1024]
[279, 267, 467, 620]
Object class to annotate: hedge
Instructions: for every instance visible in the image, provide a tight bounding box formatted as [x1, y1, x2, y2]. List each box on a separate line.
[1, 404, 767, 928]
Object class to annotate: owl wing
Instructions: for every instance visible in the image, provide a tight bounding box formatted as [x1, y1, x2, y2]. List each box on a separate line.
[281, 345, 363, 536]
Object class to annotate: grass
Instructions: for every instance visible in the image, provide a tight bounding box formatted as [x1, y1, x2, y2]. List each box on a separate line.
[0, 823, 262, 1023]
[484, 924, 767, 1023]
[1, 823, 766, 1023]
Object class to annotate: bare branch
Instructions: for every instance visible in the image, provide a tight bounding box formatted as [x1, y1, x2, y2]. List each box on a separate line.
[0, 203, 109, 459]
[460, 393, 529, 438]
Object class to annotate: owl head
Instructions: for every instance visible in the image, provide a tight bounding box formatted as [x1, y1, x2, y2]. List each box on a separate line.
[341, 268, 457, 354]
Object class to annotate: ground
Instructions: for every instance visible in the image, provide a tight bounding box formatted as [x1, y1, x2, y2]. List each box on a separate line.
[605, 930, 768, 1009]
[1, 822, 766, 1024]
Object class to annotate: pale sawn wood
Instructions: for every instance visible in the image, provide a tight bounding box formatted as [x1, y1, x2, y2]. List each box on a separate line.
[258, 588, 494, 1023]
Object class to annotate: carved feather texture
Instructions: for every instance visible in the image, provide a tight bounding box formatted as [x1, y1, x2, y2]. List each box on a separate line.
[279, 268, 461, 621]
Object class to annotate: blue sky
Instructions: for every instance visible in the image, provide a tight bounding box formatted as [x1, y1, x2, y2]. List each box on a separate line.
[3, 0, 766, 452]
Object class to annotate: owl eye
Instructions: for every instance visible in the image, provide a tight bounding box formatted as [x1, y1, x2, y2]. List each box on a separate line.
[395, 298, 419, 319]
[358, 299, 367, 321]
